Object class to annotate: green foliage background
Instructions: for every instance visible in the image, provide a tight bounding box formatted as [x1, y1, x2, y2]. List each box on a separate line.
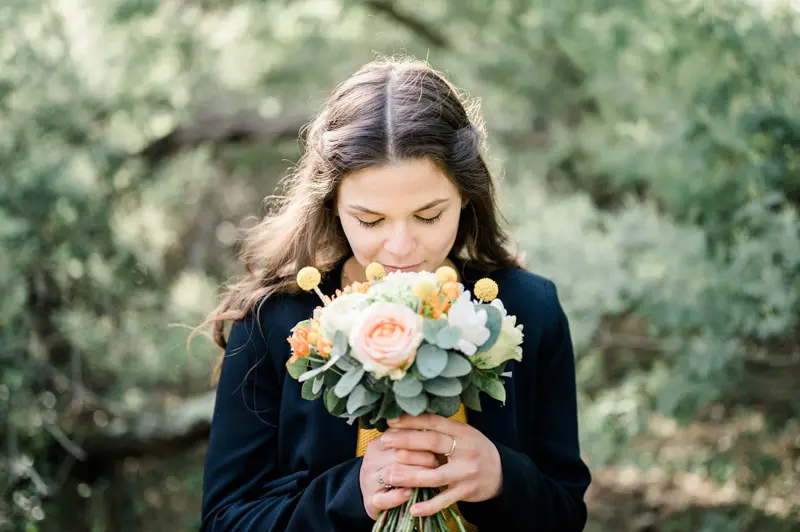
[1, 0, 798, 530]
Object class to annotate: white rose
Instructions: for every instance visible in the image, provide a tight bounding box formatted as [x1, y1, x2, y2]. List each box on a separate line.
[319, 292, 369, 338]
[447, 290, 490, 356]
[348, 301, 424, 380]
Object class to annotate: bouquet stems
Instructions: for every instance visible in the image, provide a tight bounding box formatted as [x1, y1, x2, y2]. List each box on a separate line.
[371, 487, 465, 532]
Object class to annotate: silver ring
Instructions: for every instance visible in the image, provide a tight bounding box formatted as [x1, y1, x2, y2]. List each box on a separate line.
[377, 469, 393, 490]
[444, 436, 457, 457]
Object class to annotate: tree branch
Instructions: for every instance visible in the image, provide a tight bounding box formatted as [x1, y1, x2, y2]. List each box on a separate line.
[137, 110, 310, 167]
[80, 391, 215, 460]
[363, 0, 449, 49]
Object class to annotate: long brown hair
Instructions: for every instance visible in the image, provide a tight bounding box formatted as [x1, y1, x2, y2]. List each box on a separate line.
[193, 57, 521, 383]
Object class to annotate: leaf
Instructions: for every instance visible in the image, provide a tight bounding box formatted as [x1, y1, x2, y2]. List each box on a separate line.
[343, 403, 379, 424]
[472, 371, 506, 405]
[475, 304, 502, 352]
[334, 367, 365, 398]
[334, 355, 357, 372]
[461, 383, 482, 412]
[332, 330, 349, 357]
[286, 357, 308, 379]
[436, 326, 461, 349]
[363, 373, 389, 394]
[323, 369, 341, 390]
[324, 387, 347, 416]
[301, 377, 324, 400]
[298, 354, 340, 382]
[423, 377, 463, 397]
[395, 393, 429, 416]
[393, 376, 424, 397]
[429, 395, 461, 417]
[346, 384, 381, 414]
[415, 344, 448, 379]
[371, 392, 400, 423]
[439, 353, 472, 378]
[423, 318, 447, 344]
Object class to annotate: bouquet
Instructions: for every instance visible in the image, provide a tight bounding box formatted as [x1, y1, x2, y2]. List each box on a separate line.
[286, 262, 524, 532]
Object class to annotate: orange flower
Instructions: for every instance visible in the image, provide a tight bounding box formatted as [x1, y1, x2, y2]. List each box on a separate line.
[316, 335, 332, 358]
[441, 281, 460, 301]
[287, 323, 312, 363]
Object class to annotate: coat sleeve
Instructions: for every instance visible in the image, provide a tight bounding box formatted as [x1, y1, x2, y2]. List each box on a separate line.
[200, 308, 374, 531]
[460, 279, 592, 531]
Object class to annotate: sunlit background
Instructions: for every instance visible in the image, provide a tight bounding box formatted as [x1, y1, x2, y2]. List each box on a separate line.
[1, 0, 798, 530]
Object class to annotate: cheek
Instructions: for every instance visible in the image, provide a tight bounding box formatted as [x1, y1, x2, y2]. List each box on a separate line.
[422, 210, 460, 252]
[340, 218, 382, 258]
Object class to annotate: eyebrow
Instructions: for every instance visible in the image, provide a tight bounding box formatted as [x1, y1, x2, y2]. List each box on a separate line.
[348, 198, 449, 216]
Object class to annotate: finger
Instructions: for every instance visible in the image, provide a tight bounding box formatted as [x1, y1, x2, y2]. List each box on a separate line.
[371, 488, 414, 513]
[410, 486, 467, 517]
[382, 462, 466, 489]
[381, 428, 454, 455]
[387, 413, 461, 435]
[389, 448, 439, 469]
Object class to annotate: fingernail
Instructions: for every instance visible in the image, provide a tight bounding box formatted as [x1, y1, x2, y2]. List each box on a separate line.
[388, 417, 399, 424]
[403, 489, 413, 496]
[410, 505, 420, 515]
[381, 435, 393, 446]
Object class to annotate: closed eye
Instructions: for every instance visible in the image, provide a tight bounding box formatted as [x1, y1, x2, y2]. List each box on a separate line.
[355, 212, 442, 228]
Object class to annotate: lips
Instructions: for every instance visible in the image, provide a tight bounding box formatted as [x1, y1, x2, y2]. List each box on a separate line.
[383, 262, 423, 272]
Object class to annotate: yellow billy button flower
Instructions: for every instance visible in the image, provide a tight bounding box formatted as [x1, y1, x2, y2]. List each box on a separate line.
[435, 265, 458, 284]
[365, 262, 385, 281]
[412, 279, 438, 302]
[474, 278, 498, 302]
[297, 266, 330, 305]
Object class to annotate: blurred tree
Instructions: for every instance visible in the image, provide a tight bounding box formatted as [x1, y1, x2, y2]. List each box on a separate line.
[0, 0, 797, 530]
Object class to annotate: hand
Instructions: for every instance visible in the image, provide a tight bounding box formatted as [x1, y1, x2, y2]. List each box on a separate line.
[379, 413, 503, 517]
[359, 432, 441, 520]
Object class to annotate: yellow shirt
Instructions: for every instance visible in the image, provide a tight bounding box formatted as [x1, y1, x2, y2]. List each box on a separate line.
[355, 403, 478, 531]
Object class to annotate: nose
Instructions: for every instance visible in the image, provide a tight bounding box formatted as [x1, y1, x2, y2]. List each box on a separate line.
[383, 222, 415, 258]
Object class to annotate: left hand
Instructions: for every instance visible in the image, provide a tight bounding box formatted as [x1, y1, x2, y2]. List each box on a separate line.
[378, 413, 503, 517]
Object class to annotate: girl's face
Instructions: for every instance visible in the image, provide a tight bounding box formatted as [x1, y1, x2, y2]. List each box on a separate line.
[336, 158, 463, 274]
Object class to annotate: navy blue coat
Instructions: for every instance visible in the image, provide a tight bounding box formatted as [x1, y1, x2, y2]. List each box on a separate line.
[200, 256, 591, 531]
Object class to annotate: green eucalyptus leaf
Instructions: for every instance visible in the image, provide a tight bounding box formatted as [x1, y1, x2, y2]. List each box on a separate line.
[331, 330, 348, 357]
[346, 384, 381, 414]
[286, 357, 308, 379]
[393, 376, 424, 397]
[436, 326, 461, 349]
[429, 395, 461, 417]
[323, 369, 341, 390]
[335, 355, 357, 372]
[423, 318, 447, 344]
[415, 344, 448, 379]
[475, 304, 502, 352]
[301, 377, 324, 400]
[324, 387, 347, 416]
[395, 393, 428, 416]
[423, 377, 463, 397]
[439, 352, 472, 378]
[334, 367, 365, 398]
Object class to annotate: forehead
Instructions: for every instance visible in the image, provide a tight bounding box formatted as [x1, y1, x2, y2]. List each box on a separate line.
[338, 159, 459, 209]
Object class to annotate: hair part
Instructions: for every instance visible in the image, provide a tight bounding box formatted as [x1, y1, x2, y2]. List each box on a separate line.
[190, 56, 522, 383]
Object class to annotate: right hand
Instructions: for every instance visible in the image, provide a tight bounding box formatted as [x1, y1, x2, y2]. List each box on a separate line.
[359, 433, 442, 520]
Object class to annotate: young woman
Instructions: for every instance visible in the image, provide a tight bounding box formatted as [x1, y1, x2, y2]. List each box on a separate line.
[198, 57, 591, 531]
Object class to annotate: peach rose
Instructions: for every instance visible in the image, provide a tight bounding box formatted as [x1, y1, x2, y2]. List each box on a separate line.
[348, 301, 424, 380]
